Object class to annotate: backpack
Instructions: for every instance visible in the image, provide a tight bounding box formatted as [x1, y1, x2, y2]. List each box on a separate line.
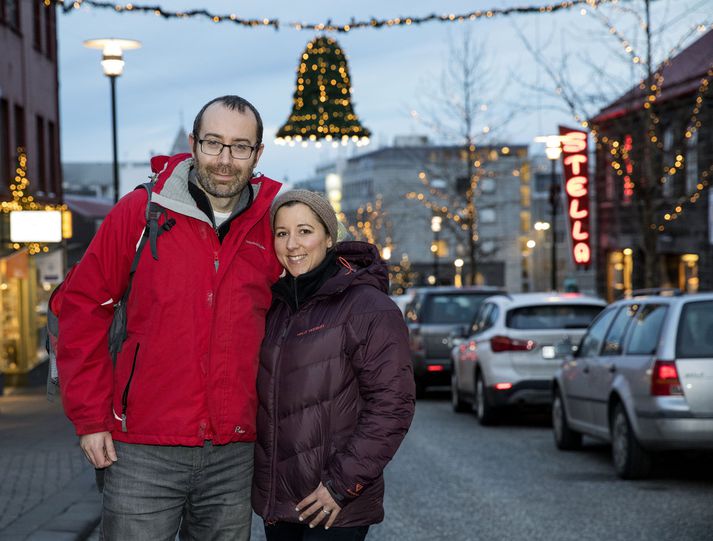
[46, 181, 175, 401]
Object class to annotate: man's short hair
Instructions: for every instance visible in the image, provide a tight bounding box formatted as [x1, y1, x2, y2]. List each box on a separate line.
[192, 95, 263, 146]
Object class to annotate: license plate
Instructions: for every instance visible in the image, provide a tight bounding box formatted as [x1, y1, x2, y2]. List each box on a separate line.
[541, 346, 555, 359]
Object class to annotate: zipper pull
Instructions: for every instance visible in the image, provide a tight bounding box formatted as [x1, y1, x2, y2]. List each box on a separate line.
[121, 414, 127, 432]
[214, 253, 219, 272]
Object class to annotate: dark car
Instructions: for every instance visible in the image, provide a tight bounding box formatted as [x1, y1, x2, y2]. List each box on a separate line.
[404, 286, 504, 397]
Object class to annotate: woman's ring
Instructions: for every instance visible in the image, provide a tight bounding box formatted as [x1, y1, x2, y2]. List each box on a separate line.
[322, 508, 331, 515]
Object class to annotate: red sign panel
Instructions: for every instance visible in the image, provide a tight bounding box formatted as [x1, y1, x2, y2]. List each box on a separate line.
[559, 126, 591, 266]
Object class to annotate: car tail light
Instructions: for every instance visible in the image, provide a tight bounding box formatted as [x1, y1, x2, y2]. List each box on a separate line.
[494, 382, 513, 390]
[490, 335, 536, 353]
[651, 360, 683, 396]
[427, 365, 445, 372]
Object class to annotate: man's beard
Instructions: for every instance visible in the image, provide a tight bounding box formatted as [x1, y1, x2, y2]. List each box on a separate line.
[195, 159, 255, 199]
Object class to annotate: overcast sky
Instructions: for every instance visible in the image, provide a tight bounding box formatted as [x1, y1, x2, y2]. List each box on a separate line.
[57, 0, 710, 185]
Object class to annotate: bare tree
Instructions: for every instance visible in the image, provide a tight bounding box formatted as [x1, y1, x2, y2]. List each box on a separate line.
[410, 29, 512, 285]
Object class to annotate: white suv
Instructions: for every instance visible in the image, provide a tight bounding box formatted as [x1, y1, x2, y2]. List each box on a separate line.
[451, 293, 605, 424]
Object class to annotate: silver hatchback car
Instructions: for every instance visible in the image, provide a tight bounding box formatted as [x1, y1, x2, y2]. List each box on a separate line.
[552, 291, 713, 479]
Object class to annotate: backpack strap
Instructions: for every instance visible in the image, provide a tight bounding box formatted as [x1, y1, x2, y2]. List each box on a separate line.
[108, 179, 175, 364]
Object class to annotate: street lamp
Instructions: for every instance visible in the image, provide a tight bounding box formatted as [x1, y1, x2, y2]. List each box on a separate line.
[431, 215, 442, 285]
[535, 135, 563, 291]
[454, 258, 464, 288]
[84, 38, 142, 203]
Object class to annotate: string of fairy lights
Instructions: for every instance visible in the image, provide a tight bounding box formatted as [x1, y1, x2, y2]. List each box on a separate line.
[52, 0, 623, 32]
[1, 149, 69, 255]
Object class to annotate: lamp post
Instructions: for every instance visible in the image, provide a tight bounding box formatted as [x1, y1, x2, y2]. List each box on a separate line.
[84, 38, 142, 203]
[535, 135, 563, 291]
[431, 215, 442, 285]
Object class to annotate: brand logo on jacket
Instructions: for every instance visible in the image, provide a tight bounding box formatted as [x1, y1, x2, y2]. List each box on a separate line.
[245, 240, 266, 250]
[296, 324, 326, 337]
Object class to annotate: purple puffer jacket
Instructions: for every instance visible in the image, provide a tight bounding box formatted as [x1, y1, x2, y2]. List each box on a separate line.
[252, 241, 415, 527]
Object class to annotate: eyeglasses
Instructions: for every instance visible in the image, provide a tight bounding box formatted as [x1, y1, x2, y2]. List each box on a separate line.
[197, 138, 258, 160]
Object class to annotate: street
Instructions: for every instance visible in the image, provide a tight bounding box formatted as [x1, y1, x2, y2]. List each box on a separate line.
[254, 391, 713, 541]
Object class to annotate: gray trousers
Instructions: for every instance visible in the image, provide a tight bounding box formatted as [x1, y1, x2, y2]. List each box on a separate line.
[100, 440, 253, 541]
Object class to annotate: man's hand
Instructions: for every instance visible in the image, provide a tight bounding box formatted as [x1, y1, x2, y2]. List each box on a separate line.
[296, 482, 342, 529]
[79, 432, 117, 468]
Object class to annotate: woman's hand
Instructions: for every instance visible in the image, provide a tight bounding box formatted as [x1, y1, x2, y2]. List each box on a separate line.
[296, 482, 342, 529]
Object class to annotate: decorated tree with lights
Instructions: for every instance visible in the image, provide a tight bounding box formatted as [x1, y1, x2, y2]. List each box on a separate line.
[517, 0, 712, 289]
[409, 30, 513, 285]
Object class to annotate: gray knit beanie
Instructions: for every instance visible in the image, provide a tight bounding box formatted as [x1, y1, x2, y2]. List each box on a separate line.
[270, 189, 339, 245]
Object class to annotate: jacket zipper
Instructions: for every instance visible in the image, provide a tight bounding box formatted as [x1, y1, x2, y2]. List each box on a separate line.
[120, 343, 140, 432]
[266, 313, 293, 520]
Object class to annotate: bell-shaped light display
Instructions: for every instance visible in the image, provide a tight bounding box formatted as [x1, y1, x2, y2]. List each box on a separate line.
[276, 36, 370, 148]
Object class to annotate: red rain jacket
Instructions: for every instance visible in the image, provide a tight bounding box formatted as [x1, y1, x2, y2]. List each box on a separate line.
[57, 153, 282, 445]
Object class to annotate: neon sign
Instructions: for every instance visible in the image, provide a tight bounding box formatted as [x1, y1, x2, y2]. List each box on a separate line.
[559, 126, 591, 266]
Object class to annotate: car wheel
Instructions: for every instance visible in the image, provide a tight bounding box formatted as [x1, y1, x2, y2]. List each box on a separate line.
[552, 388, 582, 450]
[474, 372, 498, 425]
[611, 403, 652, 479]
[451, 370, 468, 413]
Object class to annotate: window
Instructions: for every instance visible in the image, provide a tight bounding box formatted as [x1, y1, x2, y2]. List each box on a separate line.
[33, 0, 42, 51]
[506, 304, 603, 330]
[480, 178, 495, 194]
[0, 98, 9, 194]
[601, 305, 636, 356]
[3, 0, 21, 31]
[577, 307, 618, 358]
[48, 120, 58, 195]
[471, 303, 499, 335]
[676, 301, 713, 358]
[625, 304, 667, 355]
[421, 293, 492, 325]
[662, 127, 674, 198]
[480, 208, 496, 224]
[685, 131, 698, 194]
[36, 115, 46, 193]
[14, 104, 26, 152]
[45, 1, 56, 60]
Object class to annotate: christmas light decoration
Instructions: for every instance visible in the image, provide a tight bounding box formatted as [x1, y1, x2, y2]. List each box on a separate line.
[275, 36, 370, 146]
[53, 0, 625, 32]
[1, 148, 69, 255]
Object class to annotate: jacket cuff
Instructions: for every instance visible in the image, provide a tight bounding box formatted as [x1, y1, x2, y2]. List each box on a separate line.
[323, 479, 349, 505]
[74, 418, 114, 436]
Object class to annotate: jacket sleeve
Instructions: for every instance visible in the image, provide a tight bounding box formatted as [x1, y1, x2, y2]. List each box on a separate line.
[323, 305, 416, 504]
[56, 192, 147, 436]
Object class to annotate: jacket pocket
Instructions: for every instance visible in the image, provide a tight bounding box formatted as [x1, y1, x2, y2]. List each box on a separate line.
[119, 342, 140, 432]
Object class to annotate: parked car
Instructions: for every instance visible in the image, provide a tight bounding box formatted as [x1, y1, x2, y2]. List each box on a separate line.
[451, 293, 606, 424]
[405, 286, 504, 397]
[552, 291, 713, 479]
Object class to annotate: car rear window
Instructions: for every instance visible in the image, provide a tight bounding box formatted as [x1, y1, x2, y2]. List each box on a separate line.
[420, 293, 491, 324]
[506, 304, 603, 330]
[676, 300, 713, 358]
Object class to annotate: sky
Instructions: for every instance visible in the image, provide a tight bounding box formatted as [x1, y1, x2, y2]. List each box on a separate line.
[57, 0, 711, 186]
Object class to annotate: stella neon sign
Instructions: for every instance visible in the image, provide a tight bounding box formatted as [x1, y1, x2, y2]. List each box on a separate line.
[559, 126, 591, 266]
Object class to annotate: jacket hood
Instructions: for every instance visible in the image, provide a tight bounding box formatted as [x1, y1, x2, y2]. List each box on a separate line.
[325, 241, 389, 295]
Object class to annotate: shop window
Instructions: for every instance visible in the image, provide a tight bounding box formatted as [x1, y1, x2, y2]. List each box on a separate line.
[680, 254, 699, 293]
[607, 249, 633, 302]
[685, 132, 698, 195]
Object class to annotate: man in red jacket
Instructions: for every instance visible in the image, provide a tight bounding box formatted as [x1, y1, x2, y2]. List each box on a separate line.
[57, 95, 283, 540]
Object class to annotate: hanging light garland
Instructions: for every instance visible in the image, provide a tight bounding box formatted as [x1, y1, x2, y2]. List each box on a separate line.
[53, 0, 624, 32]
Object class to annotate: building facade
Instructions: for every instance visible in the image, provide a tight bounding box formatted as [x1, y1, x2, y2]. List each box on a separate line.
[297, 137, 534, 292]
[0, 1, 63, 386]
[591, 30, 713, 301]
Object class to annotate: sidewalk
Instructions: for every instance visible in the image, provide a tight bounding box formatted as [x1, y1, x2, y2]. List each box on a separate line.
[0, 386, 101, 541]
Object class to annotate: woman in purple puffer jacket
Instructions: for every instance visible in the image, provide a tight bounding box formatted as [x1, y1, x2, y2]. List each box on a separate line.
[252, 190, 416, 541]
